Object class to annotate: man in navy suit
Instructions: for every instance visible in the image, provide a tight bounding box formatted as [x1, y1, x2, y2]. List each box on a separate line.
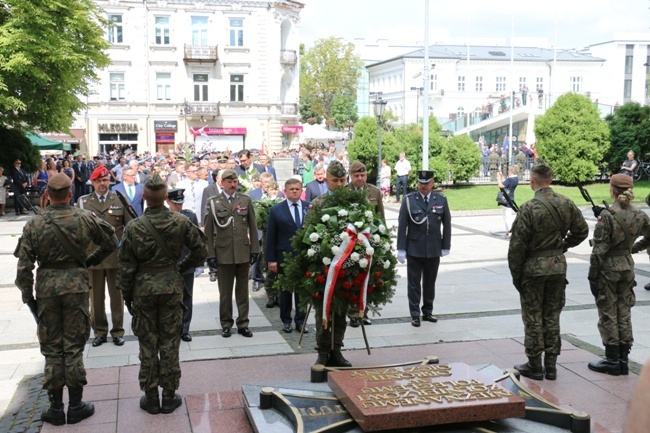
[234, 149, 264, 178]
[257, 153, 277, 180]
[266, 177, 308, 333]
[304, 164, 327, 202]
[111, 167, 144, 216]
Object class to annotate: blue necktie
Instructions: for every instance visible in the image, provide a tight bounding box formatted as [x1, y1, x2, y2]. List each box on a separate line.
[293, 203, 301, 226]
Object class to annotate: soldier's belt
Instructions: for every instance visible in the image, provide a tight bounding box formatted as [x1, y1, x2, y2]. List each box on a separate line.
[136, 264, 178, 274]
[528, 249, 563, 258]
[39, 261, 83, 269]
[605, 249, 630, 257]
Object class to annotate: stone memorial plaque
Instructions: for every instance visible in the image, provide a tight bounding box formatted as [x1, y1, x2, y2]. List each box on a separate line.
[328, 362, 526, 432]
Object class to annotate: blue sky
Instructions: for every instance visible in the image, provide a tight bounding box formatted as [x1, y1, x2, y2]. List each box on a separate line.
[299, 0, 650, 50]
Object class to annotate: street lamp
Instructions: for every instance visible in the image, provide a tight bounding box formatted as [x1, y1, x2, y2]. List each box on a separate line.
[372, 96, 387, 188]
[180, 100, 192, 146]
[410, 87, 423, 123]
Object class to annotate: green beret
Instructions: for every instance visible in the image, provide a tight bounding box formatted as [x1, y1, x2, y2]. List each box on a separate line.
[349, 161, 366, 174]
[221, 169, 238, 180]
[48, 173, 72, 191]
[327, 160, 346, 178]
[144, 172, 167, 191]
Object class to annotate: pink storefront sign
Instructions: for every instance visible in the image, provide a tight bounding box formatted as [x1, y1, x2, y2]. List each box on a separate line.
[190, 127, 247, 136]
[281, 125, 303, 134]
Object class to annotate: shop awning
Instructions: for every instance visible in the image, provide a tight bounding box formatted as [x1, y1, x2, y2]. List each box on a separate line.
[27, 132, 72, 151]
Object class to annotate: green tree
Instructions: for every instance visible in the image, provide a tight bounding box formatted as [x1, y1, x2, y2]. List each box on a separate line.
[300, 37, 363, 126]
[432, 135, 482, 184]
[0, 0, 110, 132]
[0, 127, 41, 173]
[534, 93, 610, 183]
[330, 94, 358, 128]
[605, 102, 650, 163]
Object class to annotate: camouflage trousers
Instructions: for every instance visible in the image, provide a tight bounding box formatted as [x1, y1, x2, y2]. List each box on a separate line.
[37, 293, 91, 391]
[315, 309, 347, 353]
[519, 274, 566, 358]
[132, 293, 183, 392]
[595, 270, 636, 346]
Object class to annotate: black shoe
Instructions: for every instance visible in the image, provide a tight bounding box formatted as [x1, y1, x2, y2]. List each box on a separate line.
[139, 392, 161, 415]
[422, 314, 438, 323]
[266, 297, 278, 308]
[161, 392, 182, 414]
[237, 327, 253, 338]
[328, 351, 352, 367]
[113, 336, 125, 346]
[181, 333, 192, 342]
[315, 353, 329, 366]
[67, 387, 95, 424]
[349, 318, 360, 328]
[282, 323, 292, 333]
[411, 317, 421, 327]
[645, 282, 650, 291]
[514, 361, 544, 380]
[209, 273, 217, 282]
[296, 324, 308, 333]
[91, 336, 107, 347]
[42, 389, 65, 426]
[221, 328, 232, 338]
[363, 317, 372, 325]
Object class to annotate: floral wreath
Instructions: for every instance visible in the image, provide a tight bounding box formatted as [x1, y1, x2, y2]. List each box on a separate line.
[276, 188, 397, 328]
[254, 196, 283, 231]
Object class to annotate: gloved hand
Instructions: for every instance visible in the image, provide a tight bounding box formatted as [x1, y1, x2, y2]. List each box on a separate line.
[194, 267, 204, 278]
[588, 279, 599, 297]
[631, 243, 640, 254]
[250, 253, 260, 265]
[25, 298, 38, 323]
[592, 206, 605, 218]
[397, 250, 406, 264]
[207, 257, 218, 269]
[124, 298, 133, 316]
[441, 249, 450, 257]
[85, 255, 101, 268]
[512, 278, 522, 293]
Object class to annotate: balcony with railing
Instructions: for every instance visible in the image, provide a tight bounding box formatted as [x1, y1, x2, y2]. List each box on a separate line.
[183, 45, 219, 64]
[184, 102, 221, 119]
[281, 103, 298, 116]
[280, 49, 297, 67]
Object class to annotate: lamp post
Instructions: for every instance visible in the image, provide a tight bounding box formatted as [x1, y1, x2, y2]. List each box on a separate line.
[372, 96, 387, 188]
[180, 100, 191, 148]
[410, 87, 423, 124]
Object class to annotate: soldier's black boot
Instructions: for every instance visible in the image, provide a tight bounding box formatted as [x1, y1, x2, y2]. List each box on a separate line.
[67, 387, 95, 424]
[41, 388, 65, 426]
[139, 389, 161, 414]
[588, 345, 621, 376]
[315, 352, 329, 366]
[327, 351, 352, 367]
[544, 355, 557, 381]
[514, 356, 544, 380]
[161, 389, 182, 414]
[619, 344, 631, 376]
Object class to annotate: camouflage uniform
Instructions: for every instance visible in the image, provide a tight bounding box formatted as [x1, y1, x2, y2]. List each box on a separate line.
[488, 153, 500, 181]
[15, 204, 117, 391]
[117, 206, 207, 394]
[591, 207, 650, 346]
[508, 187, 588, 362]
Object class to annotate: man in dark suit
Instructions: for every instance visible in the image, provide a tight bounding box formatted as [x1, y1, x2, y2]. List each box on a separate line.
[304, 164, 327, 202]
[234, 149, 264, 178]
[73, 155, 89, 203]
[396, 170, 451, 327]
[266, 178, 308, 333]
[10, 159, 29, 215]
[257, 153, 277, 180]
[111, 167, 144, 216]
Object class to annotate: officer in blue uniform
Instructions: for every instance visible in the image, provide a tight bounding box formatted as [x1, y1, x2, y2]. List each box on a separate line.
[396, 170, 452, 327]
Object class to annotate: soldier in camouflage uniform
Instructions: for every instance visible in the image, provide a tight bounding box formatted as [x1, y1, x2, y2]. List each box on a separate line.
[308, 160, 353, 368]
[508, 160, 588, 380]
[488, 151, 500, 181]
[15, 173, 118, 425]
[117, 174, 207, 415]
[589, 174, 650, 375]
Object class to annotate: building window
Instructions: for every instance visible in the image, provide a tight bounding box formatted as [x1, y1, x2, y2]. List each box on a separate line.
[429, 74, 437, 91]
[155, 16, 170, 45]
[570, 76, 582, 93]
[519, 77, 526, 90]
[156, 73, 171, 101]
[229, 18, 244, 47]
[624, 79, 632, 99]
[625, 55, 633, 74]
[475, 76, 483, 92]
[496, 76, 506, 92]
[193, 74, 208, 101]
[107, 14, 123, 44]
[457, 107, 465, 117]
[536, 77, 544, 89]
[230, 74, 244, 102]
[110, 73, 125, 101]
[191, 16, 208, 46]
[457, 76, 465, 92]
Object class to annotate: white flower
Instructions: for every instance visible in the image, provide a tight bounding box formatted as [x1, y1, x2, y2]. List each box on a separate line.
[340, 232, 350, 242]
[383, 242, 391, 251]
[321, 214, 331, 222]
[331, 246, 340, 255]
[350, 252, 360, 262]
[383, 260, 391, 269]
[354, 221, 364, 228]
[338, 209, 348, 217]
[322, 257, 332, 266]
[365, 211, 374, 219]
[378, 224, 386, 234]
[307, 248, 316, 257]
[373, 234, 381, 243]
[366, 246, 375, 256]
[359, 258, 369, 268]
[309, 232, 320, 242]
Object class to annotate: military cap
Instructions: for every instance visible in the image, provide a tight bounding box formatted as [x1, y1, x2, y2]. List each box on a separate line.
[327, 160, 346, 178]
[167, 188, 185, 203]
[48, 173, 72, 190]
[217, 156, 228, 163]
[349, 161, 367, 174]
[90, 166, 110, 181]
[221, 169, 238, 180]
[144, 172, 167, 191]
[610, 173, 634, 190]
[417, 170, 435, 183]
[191, 156, 200, 164]
[200, 153, 210, 160]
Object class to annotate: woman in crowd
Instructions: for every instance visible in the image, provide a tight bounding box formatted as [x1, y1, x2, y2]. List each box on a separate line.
[33, 160, 49, 209]
[379, 159, 391, 202]
[301, 154, 313, 185]
[60, 159, 75, 204]
[497, 165, 519, 239]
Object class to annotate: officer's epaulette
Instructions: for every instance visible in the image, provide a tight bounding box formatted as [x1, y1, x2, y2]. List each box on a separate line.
[432, 190, 446, 197]
[405, 191, 418, 199]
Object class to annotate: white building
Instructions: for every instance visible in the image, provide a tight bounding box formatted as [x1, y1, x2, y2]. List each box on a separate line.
[81, 0, 303, 157]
